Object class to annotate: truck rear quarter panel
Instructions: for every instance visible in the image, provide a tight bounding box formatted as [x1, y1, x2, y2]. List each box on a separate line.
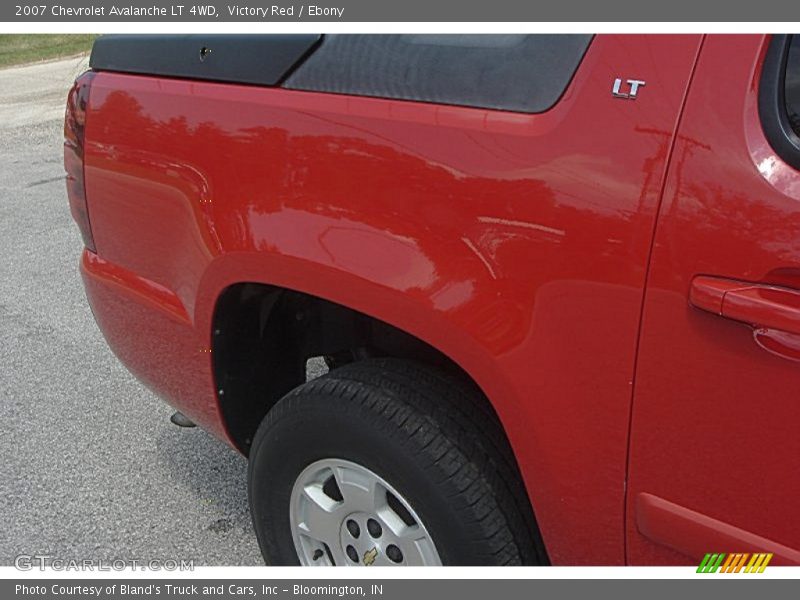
[81, 34, 703, 564]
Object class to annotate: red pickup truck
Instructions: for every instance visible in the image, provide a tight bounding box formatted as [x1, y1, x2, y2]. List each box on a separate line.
[66, 34, 800, 567]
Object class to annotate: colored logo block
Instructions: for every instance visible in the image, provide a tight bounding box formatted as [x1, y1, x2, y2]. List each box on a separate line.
[697, 553, 774, 573]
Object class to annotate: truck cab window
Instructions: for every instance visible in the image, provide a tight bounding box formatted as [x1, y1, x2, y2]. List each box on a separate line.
[786, 36, 800, 136]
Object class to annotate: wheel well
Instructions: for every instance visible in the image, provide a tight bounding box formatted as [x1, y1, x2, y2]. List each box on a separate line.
[212, 282, 482, 454]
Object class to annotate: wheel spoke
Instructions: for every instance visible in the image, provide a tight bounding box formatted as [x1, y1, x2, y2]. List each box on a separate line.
[335, 465, 382, 512]
[398, 535, 437, 566]
[297, 483, 343, 546]
[377, 507, 432, 566]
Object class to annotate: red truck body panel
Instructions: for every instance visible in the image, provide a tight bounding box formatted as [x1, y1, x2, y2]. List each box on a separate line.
[76, 34, 800, 564]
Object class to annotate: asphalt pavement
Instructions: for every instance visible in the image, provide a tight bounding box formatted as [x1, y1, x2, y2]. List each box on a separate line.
[0, 56, 266, 566]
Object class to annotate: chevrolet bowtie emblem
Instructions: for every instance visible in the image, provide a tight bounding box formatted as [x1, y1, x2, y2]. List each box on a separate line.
[362, 547, 378, 566]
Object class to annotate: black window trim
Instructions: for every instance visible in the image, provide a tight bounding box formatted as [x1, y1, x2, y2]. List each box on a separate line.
[759, 34, 800, 171]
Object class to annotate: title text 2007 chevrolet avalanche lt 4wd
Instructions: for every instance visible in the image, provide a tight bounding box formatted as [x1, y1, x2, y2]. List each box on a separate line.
[65, 34, 800, 566]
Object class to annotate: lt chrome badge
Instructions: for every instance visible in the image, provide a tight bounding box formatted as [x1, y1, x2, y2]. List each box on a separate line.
[612, 78, 646, 99]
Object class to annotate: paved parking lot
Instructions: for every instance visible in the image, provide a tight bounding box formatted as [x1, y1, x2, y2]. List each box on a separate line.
[0, 56, 263, 566]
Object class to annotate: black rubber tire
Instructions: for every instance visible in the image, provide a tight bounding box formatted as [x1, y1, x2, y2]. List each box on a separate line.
[247, 358, 546, 566]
